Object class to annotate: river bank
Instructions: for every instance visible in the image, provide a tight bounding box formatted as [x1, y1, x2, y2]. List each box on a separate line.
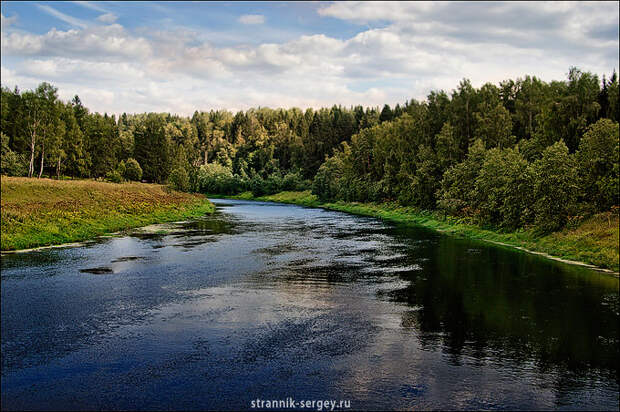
[1, 177, 214, 251]
[212, 190, 619, 274]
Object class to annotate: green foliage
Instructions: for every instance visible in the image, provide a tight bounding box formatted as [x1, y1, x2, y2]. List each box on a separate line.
[577, 118, 619, 210]
[409, 145, 441, 209]
[1, 132, 28, 176]
[196, 162, 240, 194]
[475, 102, 514, 149]
[435, 122, 459, 169]
[529, 140, 580, 233]
[473, 147, 531, 229]
[134, 113, 169, 183]
[105, 170, 123, 183]
[168, 167, 190, 192]
[2, 68, 618, 236]
[281, 171, 307, 191]
[116, 160, 126, 178]
[246, 170, 307, 197]
[124, 158, 143, 181]
[312, 155, 345, 202]
[437, 139, 487, 216]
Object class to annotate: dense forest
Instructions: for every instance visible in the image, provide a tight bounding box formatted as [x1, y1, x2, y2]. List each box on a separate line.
[1, 66, 618, 234]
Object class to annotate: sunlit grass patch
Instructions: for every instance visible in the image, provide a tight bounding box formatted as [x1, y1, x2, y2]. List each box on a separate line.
[256, 190, 319, 206]
[1, 176, 214, 251]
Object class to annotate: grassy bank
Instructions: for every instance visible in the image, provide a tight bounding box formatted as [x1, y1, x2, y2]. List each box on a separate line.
[1, 176, 215, 251]
[219, 190, 619, 273]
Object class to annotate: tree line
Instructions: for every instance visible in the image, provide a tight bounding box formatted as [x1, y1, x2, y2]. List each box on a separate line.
[1, 66, 618, 233]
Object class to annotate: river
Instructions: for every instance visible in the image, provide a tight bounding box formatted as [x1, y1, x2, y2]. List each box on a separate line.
[1, 199, 618, 410]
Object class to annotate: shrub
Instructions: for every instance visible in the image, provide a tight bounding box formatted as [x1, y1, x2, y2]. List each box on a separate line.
[281, 171, 306, 191]
[249, 175, 267, 197]
[124, 158, 143, 181]
[1, 133, 28, 176]
[196, 163, 238, 194]
[168, 167, 190, 192]
[312, 156, 344, 202]
[105, 170, 123, 183]
[116, 160, 126, 178]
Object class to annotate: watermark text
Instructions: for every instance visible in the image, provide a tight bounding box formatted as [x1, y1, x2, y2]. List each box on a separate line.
[250, 397, 351, 411]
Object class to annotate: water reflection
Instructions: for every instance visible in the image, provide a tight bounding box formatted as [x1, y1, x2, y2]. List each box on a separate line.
[384, 229, 619, 381]
[1, 199, 618, 410]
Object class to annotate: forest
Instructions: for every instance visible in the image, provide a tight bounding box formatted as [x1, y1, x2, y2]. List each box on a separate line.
[1, 66, 618, 234]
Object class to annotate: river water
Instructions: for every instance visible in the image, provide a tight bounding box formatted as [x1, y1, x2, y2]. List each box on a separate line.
[1, 199, 618, 410]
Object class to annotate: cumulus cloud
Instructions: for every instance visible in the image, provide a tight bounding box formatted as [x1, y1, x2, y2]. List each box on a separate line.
[238, 14, 265, 25]
[1, 2, 618, 115]
[2, 24, 152, 60]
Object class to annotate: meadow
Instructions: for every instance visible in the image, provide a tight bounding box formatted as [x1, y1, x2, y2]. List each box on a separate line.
[1, 177, 214, 251]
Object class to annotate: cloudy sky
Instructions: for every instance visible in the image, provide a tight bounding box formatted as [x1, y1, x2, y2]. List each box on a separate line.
[1, 1, 618, 115]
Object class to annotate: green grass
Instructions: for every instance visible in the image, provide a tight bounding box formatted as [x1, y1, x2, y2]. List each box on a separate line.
[237, 190, 619, 272]
[1, 176, 215, 251]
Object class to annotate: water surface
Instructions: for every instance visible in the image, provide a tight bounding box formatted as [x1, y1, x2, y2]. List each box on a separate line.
[1, 199, 618, 410]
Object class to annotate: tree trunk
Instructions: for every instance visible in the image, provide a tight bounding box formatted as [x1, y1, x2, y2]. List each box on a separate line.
[465, 99, 470, 141]
[38, 142, 45, 178]
[204, 148, 208, 165]
[57, 156, 61, 180]
[29, 135, 35, 178]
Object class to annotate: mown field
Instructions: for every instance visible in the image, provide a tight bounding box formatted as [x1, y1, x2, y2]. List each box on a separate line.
[1, 177, 214, 251]
[217, 190, 619, 273]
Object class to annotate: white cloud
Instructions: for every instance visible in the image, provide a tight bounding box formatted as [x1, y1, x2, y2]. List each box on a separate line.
[1, 2, 618, 116]
[238, 14, 265, 25]
[97, 13, 118, 24]
[2, 24, 152, 60]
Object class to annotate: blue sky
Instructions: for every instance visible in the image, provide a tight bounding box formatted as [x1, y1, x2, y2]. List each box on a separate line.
[1, 1, 618, 115]
[2, 2, 372, 42]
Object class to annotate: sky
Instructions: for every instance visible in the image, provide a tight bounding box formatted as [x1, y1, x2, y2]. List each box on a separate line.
[1, 1, 618, 116]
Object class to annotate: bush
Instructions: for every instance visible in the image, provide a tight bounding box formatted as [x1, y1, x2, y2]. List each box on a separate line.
[281, 171, 306, 191]
[116, 160, 126, 178]
[312, 156, 345, 202]
[1, 133, 28, 176]
[168, 167, 190, 192]
[124, 158, 143, 181]
[196, 162, 240, 194]
[249, 175, 267, 197]
[338, 176, 382, 203]
[105, 170, 123, 183]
